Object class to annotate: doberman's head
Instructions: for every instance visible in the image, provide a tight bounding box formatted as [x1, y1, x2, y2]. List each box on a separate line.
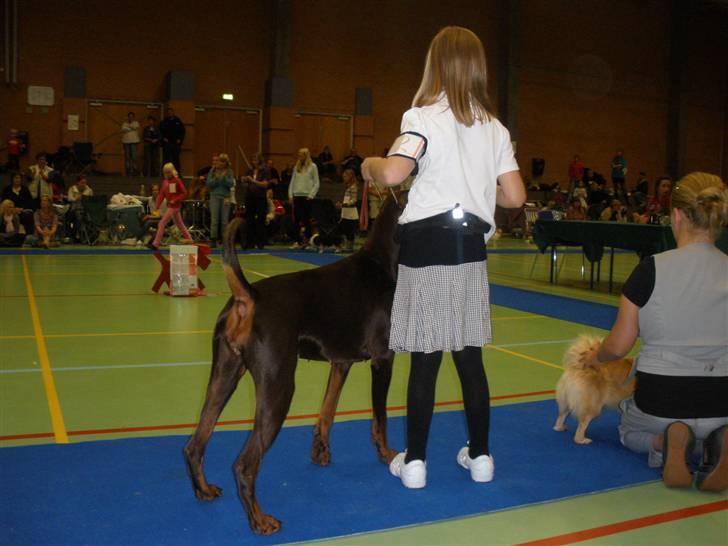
[361, 190, 407, 280]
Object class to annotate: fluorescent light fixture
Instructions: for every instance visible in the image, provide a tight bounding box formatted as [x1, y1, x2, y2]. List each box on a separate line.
[222, 93, 234, 101]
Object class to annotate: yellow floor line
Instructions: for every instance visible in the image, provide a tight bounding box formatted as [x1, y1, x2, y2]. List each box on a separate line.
[21, 256, 69, 444]
[488, 345, 563, 371]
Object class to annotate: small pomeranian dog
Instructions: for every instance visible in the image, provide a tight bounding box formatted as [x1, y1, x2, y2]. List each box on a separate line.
[554, 335, 636, 444]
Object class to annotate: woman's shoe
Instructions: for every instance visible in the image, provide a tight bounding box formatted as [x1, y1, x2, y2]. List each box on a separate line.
[696, 425, 728, 492]
[146, 242, 159, 251]
[662, 421, 695, 488]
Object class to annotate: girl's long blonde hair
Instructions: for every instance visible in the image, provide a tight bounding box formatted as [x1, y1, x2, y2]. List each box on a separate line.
[413, 26, 495, 127]
[295, 148, 312, 173]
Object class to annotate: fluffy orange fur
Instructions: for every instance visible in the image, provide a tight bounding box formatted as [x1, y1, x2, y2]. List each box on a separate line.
[554, 335, 635, 444]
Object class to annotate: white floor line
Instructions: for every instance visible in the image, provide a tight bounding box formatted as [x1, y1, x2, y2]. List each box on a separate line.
[0, 361, 210, 374]
[0, 339, 579, 375]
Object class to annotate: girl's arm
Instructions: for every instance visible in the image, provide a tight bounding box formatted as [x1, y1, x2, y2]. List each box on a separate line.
[177, 178, 188, 200]
[361, 156, 414, 187]
[496, 170, 526, 208]
[592, 295, 640, 364]
[309, 165, 320, 198]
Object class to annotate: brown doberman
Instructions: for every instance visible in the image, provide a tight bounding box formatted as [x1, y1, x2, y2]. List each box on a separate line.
[184, 195, 403, 535]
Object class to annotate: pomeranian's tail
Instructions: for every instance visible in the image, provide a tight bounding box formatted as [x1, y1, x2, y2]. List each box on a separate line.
[563, 335, 603, 369]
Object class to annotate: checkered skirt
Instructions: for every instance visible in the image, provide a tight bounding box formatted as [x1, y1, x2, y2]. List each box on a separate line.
[389, 260, 492, 353]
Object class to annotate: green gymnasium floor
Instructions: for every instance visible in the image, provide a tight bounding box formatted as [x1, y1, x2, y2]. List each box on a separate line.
[1, 238, 726, 545]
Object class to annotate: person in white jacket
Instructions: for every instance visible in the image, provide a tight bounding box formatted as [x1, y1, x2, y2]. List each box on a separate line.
[288, 148, 320, 248]
[121, 112, 141, 176]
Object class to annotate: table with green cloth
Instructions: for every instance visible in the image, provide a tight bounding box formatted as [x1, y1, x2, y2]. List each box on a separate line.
[532, 220, 677, 292]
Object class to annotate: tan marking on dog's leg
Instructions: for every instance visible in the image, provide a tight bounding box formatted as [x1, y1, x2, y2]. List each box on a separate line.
[371, 357, 396, 464]
[574, 415, 595, 444]
[312, 362, 352, 466]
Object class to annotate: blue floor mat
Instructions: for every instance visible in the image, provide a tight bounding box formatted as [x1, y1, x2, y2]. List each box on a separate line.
[0, 400, 658, 546]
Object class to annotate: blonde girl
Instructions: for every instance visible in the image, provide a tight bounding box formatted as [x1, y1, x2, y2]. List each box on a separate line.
[361, 26, 525, 488]
[288, 148, 320, 248]
[147, 163, 192, 250]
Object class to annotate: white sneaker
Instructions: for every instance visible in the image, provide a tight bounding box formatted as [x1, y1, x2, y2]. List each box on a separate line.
[457, 447, 494, 482]
[389, 452, 427, 489]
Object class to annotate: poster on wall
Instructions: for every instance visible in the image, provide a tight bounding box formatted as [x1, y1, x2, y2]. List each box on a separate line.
[67, 114, 80, 131]
[27, 85, 55, 106]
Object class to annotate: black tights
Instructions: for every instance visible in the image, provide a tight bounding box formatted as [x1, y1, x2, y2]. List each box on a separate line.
[404, 346, 490, 463]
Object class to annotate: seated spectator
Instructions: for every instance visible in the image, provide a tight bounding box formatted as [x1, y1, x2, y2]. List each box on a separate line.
[589, 172, 727, 490]
[31, 195, 60, 248]
[1, 172, 35, 234]
[565, 197, 587, 220]
[600, 199, 628, 222]
[67, 174, 94, 204]
[646, 176, 673, 220]
[0, 199, 24, 246]
[50, 171, 66, 204]
[572, 179, 588, 208]
[336, 168, 359, 252]
[66, 175, 94, 241]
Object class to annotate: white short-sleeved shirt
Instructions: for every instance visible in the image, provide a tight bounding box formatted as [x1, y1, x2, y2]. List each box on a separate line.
[388, 94, 519, 242]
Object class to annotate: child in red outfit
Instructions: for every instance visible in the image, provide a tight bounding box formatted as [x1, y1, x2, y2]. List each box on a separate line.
[147, 162, 192, 249]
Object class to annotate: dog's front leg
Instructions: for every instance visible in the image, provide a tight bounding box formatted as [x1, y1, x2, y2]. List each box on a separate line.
[371, 356, 397, 464]
[311, 361, 353, 466]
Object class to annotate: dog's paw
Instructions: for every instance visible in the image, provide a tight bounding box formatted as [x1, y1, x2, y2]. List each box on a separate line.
[311, 445, 331, 466]
[253, 514, 282, 535]
[574, 437, 593, 445]
[553, 425, 567, 432]
[378, 447, 398, 465]
[195, 484, 223, 501]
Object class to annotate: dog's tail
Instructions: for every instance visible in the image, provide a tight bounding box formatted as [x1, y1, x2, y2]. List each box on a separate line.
[563, 335, 603, 370]
[222, 218, 256, 352]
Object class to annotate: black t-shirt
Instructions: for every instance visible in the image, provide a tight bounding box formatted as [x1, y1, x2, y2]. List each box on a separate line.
[622, 256, 655, 307]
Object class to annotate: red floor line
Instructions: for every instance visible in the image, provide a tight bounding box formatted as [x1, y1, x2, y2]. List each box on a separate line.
[0, 389, 555, 442]
[515, 500, 728, 546]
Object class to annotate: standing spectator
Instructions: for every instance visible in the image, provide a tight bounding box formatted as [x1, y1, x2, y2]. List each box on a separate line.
[32, 195, 60, 248]
[243, 159, 271, 249]
[159, 108, 185, 173]
[274, 161, 293, 201]
[1, 173, 35, 234]
[361, 26, 525, 489]
[27, 153, 53, 205]
[0, 199, 23, 246]
[3, 129, 24, 171]
[206, 154, 235, 248]
[341, 148, 363, 178]
[146, 163, 192, 250]
[336, 168, 359, 252]
[288, 148, 320, 249]
[121, 112, 141, 176]
[317, 145, 336, 177]
[142, 116, 161, 177]
[266, 159, 280, 189]
[611, 149, 627, 202]
[568, 154, 584, 196]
